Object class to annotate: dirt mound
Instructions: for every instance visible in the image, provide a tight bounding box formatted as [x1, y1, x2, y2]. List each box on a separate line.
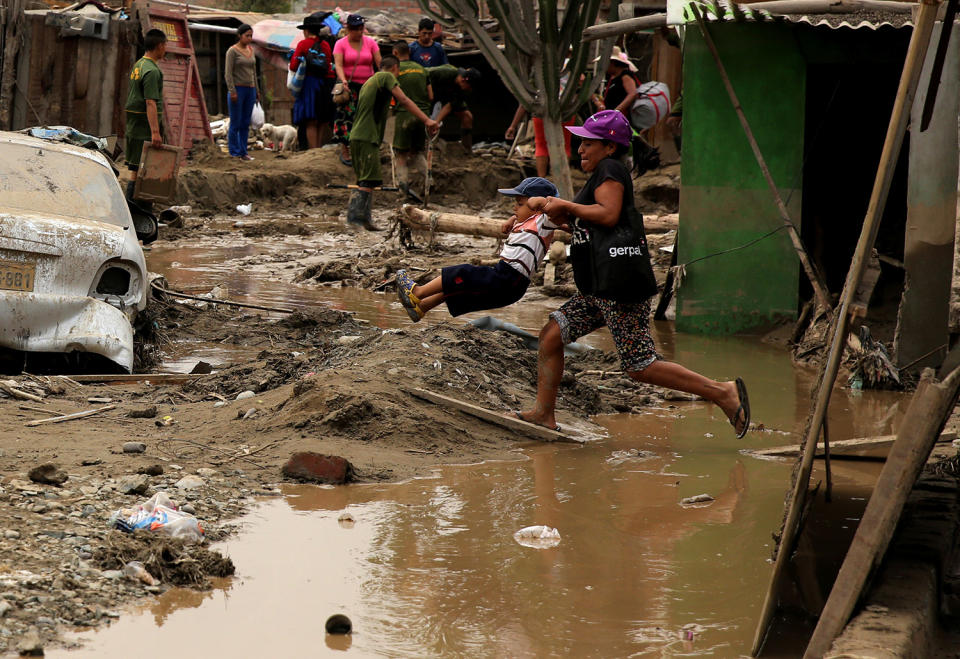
[175, 143, 528, 213]
[240, 220, 313, 238]
[94, 530, 235, 588]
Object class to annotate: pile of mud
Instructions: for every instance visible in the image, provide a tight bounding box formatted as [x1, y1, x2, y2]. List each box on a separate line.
[175, 142, 528, 214]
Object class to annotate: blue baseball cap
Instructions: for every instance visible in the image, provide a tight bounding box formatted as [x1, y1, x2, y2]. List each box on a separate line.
[497, 177, 558, 198]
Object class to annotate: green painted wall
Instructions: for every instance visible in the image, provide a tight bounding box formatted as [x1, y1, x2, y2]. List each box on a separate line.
[677, 23, 805, 335]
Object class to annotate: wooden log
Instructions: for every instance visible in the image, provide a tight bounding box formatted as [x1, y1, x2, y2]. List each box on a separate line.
[748, 431, 957, 459]
[0, 382, 43, 403]
[582, 13, 667, 42]
[401, 205, 677, 242]
[65, 374, 204, 384]
[804, 367, 960, 657]
[26, 404, 116, 427]
[406, 387, 582, 443]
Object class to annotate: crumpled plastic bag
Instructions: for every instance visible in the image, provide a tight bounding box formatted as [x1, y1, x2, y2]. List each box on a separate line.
[109, 492, 204, 543]
[513, 525, 561, 549]
[250, 102, 265, 131]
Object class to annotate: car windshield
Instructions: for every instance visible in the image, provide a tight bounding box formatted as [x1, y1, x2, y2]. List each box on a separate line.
[0, 141, 129, 227]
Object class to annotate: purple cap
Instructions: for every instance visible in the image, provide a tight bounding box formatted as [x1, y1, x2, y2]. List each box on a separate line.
[566, 110, 632, 146]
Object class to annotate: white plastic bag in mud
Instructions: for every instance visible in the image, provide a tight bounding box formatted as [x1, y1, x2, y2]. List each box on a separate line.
[250, 102, 265, 131]
[630, 81, 671, 131]
[514, 525, 561, 549]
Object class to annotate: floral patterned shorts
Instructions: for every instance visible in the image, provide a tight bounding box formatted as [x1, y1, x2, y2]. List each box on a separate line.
[550, 294, 661, 372]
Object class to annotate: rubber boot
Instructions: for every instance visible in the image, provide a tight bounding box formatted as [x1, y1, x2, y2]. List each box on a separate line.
[346, 189, 368, 228]
[359, 188, 381, 231]
[460, 130, 473, 153]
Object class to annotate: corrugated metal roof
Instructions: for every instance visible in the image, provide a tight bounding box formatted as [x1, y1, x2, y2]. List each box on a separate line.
[699, 0, 912, 30]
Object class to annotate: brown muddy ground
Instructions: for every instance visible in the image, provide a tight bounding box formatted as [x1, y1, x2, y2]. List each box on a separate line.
[0, 146, 684, 654]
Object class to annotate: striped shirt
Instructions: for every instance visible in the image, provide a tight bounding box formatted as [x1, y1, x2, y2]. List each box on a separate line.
[500, 212, 560, 277]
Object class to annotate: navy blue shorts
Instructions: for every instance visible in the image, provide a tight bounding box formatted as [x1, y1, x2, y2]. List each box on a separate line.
[441, 261, 530, 317]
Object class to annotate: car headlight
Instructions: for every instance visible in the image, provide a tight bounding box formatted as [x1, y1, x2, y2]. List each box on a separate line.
[96, 267, 131, 295]
[89, 260, 143, 311]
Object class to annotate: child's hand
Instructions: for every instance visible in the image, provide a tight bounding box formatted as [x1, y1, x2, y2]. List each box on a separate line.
[526, 196, 547, 211]
[541, 196, 570, 220]
[501, 215, 517, 236]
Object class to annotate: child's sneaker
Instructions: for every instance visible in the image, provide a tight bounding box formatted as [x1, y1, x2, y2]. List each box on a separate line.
[395, 269, 423, 322]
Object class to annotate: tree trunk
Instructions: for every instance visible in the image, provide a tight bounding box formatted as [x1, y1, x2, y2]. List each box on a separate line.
[402, 205, 574, 241]
[542, 114, 574, 200]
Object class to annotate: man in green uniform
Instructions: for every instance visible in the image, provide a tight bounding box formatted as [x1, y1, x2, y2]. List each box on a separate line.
[391, 42, 432, 196]
[348, 56, 439, 231]
[428, 63, 480, 151]
[124, 28, 167, 199]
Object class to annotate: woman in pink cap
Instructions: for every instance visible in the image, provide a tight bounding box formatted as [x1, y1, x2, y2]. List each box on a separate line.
[515, 110, 751, 438]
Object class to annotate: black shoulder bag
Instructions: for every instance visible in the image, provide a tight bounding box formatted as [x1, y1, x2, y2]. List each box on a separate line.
[584, 206, 659, 303]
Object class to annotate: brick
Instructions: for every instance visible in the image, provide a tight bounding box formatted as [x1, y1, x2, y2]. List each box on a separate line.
[281, 452, 354, 484]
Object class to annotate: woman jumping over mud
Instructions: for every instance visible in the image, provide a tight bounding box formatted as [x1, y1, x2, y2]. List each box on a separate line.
[514, 110, 751, 437]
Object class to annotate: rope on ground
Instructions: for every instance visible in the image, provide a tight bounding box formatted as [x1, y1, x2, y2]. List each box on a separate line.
[150, 281, 295, 315]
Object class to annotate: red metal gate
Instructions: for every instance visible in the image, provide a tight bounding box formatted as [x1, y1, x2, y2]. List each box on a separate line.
[144, 8, 212, 151]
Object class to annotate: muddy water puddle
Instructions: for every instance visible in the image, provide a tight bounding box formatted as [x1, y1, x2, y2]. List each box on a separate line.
[56, 292, 905, 656]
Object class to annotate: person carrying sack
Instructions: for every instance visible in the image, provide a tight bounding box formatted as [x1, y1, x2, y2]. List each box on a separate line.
[514, 110, 751, 439]
[290, 12, 336, 150]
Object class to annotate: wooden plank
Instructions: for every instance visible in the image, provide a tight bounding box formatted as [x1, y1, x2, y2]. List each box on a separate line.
[803, 367, 960, 657]
[65, 373, 204, 384]
[406, 387, 581, 444]
[749, 432, 957, 459]
[26, 404, 116, 427]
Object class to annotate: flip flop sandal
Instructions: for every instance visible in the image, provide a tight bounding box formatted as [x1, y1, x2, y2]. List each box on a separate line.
[395, 269, 421, 310]
[731, 377, 750, 439]
[514, 410, 561, 432]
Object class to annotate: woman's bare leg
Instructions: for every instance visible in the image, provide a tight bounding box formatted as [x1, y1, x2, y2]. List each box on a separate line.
[516, 319, 565, 429]
[629, 360, 745, 431]
[305, 120, 319, 149]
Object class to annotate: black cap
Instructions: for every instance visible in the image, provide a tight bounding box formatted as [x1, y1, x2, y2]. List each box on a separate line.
[346, 13, 365, 27]
[296, 11, 330, 30]
[458, 67, 481, 85]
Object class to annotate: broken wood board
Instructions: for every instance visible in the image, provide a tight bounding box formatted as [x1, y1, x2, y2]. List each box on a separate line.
[406, 387, 582, 443]
[64, 374, 204, 384]
[26, 404, 116, 427]
[748, 431, 956, 460]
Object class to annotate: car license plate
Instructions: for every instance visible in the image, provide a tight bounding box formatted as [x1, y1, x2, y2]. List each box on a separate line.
[0, 259, 36, 292]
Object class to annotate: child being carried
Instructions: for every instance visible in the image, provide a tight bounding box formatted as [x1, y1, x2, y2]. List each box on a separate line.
[396, 176, 561, 322]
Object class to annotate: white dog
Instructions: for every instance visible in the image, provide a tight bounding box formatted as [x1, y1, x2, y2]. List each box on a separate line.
[260, 123, 298, 152]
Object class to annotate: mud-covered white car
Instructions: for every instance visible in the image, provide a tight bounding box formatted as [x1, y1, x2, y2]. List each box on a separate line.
[0, 131, 149, 373]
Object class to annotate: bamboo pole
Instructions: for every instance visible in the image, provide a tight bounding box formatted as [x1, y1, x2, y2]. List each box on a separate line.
[750, 1, 941, 654]
[693, 5, 832, 312]
[804, 366, 960, 657]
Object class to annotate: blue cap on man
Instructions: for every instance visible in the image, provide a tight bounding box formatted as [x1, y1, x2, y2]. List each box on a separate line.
[497, 177, 559, 198]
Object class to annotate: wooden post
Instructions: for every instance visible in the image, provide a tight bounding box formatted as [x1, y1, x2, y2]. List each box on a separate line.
[751, 1, 942, 654]
[0, 0, 26, 130]
[803, 366, 960, 657]
[692, 5, 832, 313]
